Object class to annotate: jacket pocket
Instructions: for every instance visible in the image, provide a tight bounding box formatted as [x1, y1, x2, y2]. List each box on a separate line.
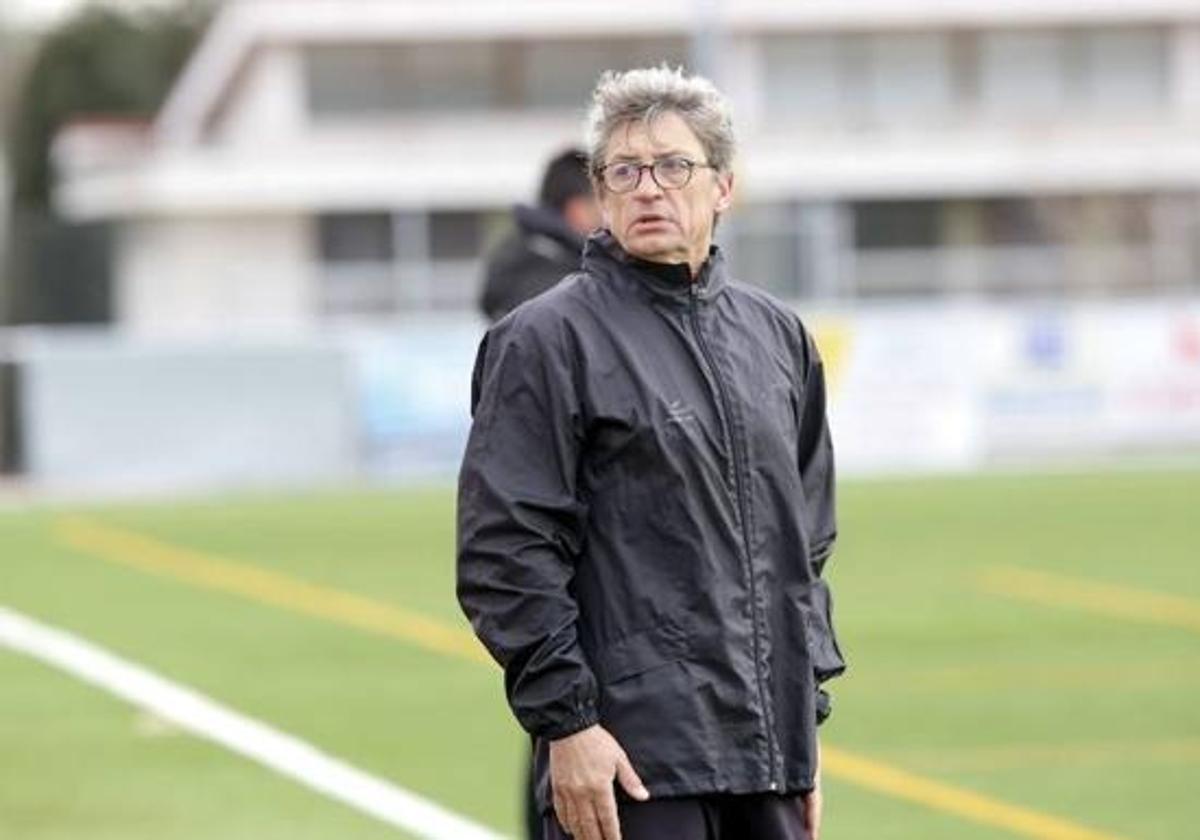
[594, 619, 692, 684]
[793, 587, 847, 683]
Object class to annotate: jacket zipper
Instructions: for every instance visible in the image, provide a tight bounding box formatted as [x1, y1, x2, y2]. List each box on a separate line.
[687, 282, 780, 789]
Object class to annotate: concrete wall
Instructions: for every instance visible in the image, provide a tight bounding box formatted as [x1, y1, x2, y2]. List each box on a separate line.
[116, 213, 314, 335]
[212, 44, 307, 147]
[18, 330, 357, 490]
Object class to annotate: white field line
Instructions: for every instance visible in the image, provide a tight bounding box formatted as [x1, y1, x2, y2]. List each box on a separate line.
[0, 605, 509, 840]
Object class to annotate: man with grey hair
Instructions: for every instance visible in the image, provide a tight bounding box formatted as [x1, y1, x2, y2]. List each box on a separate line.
[458, 65, 845, 840]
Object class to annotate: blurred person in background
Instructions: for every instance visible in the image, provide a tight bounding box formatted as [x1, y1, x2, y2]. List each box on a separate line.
[479, 148, 601, 324]
[459, 65, 845, 840]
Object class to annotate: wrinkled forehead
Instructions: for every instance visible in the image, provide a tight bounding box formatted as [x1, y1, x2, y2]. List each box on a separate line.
[602, 111, 706, 163]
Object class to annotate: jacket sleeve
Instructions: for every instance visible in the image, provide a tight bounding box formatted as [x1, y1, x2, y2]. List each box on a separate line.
[795, 323, 848, 726]
[456, 315, 600, 740]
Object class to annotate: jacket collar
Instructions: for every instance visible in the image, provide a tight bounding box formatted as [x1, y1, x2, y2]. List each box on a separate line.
[582, 230, 727, 303]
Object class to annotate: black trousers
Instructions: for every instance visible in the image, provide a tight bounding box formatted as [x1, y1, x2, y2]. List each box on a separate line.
[526, 757, 542, 840]
[542, 792, 811, 840]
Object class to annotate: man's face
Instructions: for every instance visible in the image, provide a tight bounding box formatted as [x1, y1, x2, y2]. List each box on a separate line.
[596, 111, 733, 272]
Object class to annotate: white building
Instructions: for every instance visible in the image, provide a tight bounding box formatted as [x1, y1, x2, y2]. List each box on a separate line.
[53, 0, 1200, 334]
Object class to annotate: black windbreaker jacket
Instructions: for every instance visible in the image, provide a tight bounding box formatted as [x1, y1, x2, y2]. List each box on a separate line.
[457, 231, 847, 811]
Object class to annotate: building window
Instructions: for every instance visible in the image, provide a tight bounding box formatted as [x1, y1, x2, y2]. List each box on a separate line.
[854, 200, 942, 250]
[429, 212, 484, 261]
[761, 35, 842, 122]
[306, 39, 688, 117]
[977, 27, 1167, 120]
[764, 26, 1167, 128]
[316, 210, 497, 315]
[839, 195, 1179, 298]
[762, 32, 954, 126]
[979, 198, 1055, 246]
[306, 43, 502, 116]
[978, 31, 1068, 118]
[851, 200, 947, 296]
[1078, 27, 1166, 111]
[856, 33, 954, 122]
[317, 212, 393, 262]
[524, 39, 688, 110]
[724, 203, 804, 299]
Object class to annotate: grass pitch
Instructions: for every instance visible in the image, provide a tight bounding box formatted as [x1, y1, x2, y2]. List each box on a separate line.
[2, 468, 1197, 839]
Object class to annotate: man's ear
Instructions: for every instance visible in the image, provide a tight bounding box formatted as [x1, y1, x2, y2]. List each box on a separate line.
[714, 171, 735, 214]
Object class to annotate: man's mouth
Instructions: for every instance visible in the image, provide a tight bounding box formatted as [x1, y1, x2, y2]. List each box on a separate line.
[631, 214, 673, 230]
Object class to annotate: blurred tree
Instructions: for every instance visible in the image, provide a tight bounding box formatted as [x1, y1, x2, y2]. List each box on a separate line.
[2, 0, 214, 324]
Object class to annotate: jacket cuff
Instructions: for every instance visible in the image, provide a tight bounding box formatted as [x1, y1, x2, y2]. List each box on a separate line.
[535, 700, 600, 741]
[815, 687, 832, 726]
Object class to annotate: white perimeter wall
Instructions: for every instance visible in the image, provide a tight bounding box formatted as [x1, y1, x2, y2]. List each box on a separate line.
[8, 298, 1200, 491]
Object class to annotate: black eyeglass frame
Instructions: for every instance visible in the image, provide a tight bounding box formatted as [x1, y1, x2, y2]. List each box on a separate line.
[593, 156, 718, 193]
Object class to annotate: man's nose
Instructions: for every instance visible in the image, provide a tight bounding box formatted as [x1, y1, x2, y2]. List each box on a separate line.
[632, 168, 664, 200]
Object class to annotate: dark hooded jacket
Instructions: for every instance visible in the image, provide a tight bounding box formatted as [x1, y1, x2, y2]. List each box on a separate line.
[457, 231, 847, 813]
[479, 203, 586, 324]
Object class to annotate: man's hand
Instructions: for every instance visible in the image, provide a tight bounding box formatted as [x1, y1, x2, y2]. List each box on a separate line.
[802, 736, 823, 840]
[549, 724, 649, 840]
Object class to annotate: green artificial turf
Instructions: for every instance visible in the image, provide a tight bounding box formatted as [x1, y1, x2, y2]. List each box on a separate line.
[2, 468, 1197, 839]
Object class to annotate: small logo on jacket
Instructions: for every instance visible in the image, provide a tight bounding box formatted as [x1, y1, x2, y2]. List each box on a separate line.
[666, 399, 698, 426]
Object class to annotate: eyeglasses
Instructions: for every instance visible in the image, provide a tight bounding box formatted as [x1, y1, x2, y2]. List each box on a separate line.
[595, 156, 716, 193]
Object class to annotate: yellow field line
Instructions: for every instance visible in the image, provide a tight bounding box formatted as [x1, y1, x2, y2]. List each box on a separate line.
[821, 746, 1125, 840]
[870, 737, 1200, 773]
[53, 516, 494, 668]
[852, 657, 1199, 691]
[977, 565, 1200, 634]
[55, 515, 1129, 839]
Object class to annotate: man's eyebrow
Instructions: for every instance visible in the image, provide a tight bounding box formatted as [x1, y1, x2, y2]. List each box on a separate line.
[608, 149, 694, 162]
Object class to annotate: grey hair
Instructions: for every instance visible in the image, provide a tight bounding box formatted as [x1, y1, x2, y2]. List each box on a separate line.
[584, 64, 736, 177]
